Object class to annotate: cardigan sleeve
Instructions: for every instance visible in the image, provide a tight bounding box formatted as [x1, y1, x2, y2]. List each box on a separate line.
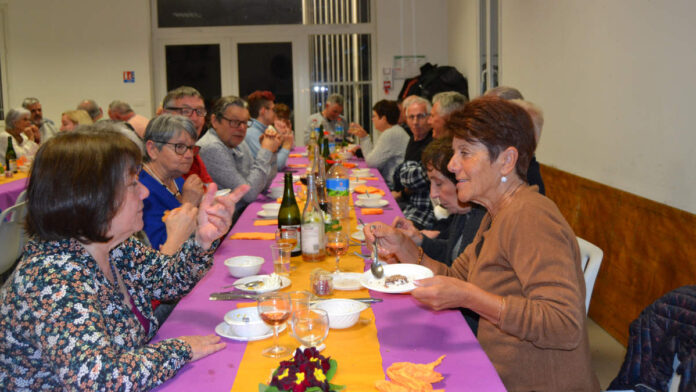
[496, 201, 585, 350]
[25, 251, 194, 390]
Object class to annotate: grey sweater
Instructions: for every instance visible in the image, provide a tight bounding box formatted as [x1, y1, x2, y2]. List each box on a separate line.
[196, 128, 277, 208]
[359, 124, 409, 189]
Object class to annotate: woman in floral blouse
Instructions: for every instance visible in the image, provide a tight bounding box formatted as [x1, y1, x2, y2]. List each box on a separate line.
[0, 129, 248, 391]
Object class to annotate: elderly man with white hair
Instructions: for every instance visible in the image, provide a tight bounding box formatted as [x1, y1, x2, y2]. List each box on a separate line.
[22, 97, 58, 142]
[391, 96, 437, 230]
[304, 93, 347, 144]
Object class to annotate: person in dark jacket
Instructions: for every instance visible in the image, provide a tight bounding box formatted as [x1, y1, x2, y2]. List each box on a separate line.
[609, 285, 696, 392]
[391, 137, 485, 266]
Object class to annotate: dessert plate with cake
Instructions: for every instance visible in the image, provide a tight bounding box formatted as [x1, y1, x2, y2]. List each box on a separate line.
[359, 264, 434, 293]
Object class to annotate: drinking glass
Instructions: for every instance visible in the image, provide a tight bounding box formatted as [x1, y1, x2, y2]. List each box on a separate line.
[291, 308, 330, 351]
[288, 290, 313, 315]
[257, 292, 292, 358]
[270, 243, 292, 277]
[275, 227, 299, 249]
[326, 231, 349, 273]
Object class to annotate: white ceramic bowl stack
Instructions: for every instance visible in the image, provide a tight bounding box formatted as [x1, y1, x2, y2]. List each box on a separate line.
[268, 186, 284, 199]
[262, 202, 281, 215]
[312, 299, 368, 329]
[224, 256, 265, 278]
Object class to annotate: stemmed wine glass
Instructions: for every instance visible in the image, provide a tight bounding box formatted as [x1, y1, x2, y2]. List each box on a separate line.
[257, 292, 292, 358]
[291, 308, 330, 351]
[326, 231, 349, 273]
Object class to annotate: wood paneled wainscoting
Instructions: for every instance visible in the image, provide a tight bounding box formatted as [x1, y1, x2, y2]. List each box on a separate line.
[539, 164, 696, 345]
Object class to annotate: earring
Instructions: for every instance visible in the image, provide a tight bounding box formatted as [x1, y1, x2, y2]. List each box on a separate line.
[501, 176, 507, 183]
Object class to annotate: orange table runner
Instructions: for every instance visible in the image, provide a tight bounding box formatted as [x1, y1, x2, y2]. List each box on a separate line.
[0, 171, 28, 185]
[230, 213, 385, 391]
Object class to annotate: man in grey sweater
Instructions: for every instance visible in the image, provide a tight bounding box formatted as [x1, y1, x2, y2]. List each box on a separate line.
[197, 96, 282, 218]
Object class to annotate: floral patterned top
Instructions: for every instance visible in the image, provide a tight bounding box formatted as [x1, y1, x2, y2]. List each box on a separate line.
[0, 236, 216, 391]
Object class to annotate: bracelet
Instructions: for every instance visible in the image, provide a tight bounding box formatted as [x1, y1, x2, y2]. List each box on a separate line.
[417, 246, 424, 265]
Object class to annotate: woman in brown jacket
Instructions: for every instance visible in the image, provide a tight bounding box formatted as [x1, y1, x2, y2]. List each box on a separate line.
[366, 96, 599, 391]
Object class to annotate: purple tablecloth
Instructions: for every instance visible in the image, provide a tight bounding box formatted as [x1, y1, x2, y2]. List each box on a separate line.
[153, 149, 504, 391]
[0, 177, 28, 212]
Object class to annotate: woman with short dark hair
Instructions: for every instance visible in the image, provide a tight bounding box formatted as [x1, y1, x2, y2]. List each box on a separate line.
[366, 97, 599, 391]
[0, 129, 248, 390]
[348, 100, 410, 189]
[390, 137, 486, 267]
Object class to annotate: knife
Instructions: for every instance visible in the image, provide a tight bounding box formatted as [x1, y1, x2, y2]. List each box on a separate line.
[209, 292, 258, 301]
[209, 292, 383, 304]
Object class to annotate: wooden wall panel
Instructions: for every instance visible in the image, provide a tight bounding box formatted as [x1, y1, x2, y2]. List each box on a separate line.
[539, 164, 696, 345]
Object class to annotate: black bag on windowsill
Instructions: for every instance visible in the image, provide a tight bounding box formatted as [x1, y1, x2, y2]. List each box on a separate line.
[397, 63, 469, 101]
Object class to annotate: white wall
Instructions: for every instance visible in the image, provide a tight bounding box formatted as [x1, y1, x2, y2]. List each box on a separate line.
[4, 0, 153, 125]
[448, 0, 696, 214]
[375, 0, 449, 102]
[2, 0, 448, 134]
[446, 0, 478, 97]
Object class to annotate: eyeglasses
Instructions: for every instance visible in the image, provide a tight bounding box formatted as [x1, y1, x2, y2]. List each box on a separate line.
[165, 106, 207, 117]
[154, 141, 200, 156]
[407, 113, 430, 121]
[218, 115, 248, 128]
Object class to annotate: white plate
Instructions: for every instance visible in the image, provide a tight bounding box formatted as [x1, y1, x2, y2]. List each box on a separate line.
[360, 264, 434, 293]
[355, 199, 389, 208]
[234, 274, 291, 293]
[215, 322, 286, 341]
[351, 231, 365, 242]
[257, 210, 278, 218]
[332, 272, 364, 291]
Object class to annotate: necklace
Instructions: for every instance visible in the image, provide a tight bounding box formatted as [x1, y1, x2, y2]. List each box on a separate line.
[144, 163, 181, 198]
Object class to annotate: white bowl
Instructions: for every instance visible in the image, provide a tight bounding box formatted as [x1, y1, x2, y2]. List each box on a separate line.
[313, 299, 368, 329]
[351, 168, 371, 176]
[268, 186, 284, 199]
[359, 198, 388, 208]
[357, 193, 383, 201]
[223, 307, 272, 337]
[262, 202, 281, 214]
[224, 256, 265, 278]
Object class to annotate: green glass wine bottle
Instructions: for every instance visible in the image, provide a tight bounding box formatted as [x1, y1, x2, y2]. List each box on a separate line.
[277, 172, 302, 256]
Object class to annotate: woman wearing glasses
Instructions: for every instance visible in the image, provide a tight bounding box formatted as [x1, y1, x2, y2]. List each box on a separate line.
[140, 114, 206, 251]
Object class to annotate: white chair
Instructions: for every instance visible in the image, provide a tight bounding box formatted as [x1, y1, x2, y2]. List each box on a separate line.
[577, 237, 603, 314]
[0, 201, 28, 274]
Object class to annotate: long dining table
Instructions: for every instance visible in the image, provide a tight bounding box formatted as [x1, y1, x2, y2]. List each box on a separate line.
[153, 148, 505, 391]
[0, 173, 28, 212]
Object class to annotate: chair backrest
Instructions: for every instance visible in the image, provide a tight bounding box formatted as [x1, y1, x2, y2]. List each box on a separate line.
[577, 237, 604, 314]
[0, 201, 28, 274]
[15, 189, 27, 204]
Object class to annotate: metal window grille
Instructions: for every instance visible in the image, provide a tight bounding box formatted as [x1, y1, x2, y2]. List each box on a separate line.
[309, 33, 371, 128]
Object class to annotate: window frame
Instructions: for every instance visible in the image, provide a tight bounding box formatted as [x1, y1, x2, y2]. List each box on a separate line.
[150, 0, 377, 144]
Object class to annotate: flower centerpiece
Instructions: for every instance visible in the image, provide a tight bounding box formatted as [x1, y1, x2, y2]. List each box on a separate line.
[259, 347, 345, 392]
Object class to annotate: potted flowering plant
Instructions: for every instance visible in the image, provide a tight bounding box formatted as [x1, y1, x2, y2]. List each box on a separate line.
[259, 348, 345, 392]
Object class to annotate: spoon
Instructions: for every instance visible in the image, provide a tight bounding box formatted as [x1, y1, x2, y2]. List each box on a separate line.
[370, 225, 385, 279]
[221, 280, 264, 290]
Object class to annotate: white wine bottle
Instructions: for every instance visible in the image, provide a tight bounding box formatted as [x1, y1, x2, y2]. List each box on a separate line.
[301, 174, 325, 262]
